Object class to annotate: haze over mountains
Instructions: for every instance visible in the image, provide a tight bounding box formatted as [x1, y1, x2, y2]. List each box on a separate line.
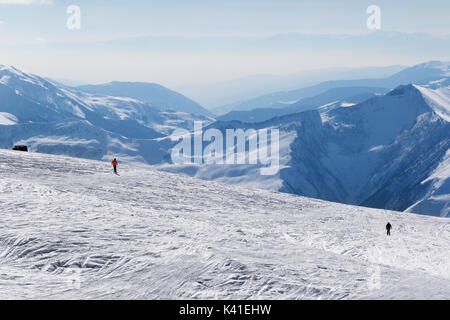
[216, 61, 450, 118]
[0, 61, 449, 217]
[177, 65, 406, 109]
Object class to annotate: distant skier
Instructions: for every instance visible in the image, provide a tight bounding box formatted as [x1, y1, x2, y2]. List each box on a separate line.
[386, 222, 392, 236]
[112, 158, 118, 174]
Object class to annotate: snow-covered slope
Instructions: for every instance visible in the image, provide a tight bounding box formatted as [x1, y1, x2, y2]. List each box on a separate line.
[0, 112, 17, 125]
[416, 84, 450, 121]
[406, 150, 450, 217]
[0, 150, 449, 299]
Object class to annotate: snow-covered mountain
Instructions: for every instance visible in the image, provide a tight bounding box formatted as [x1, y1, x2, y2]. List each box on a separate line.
[0, 65, 211, 163]
[1, 150, 449, 299]
[163, 84, 450, 217]
[75, 81, 213, 117]
[216, 61, 450, 115]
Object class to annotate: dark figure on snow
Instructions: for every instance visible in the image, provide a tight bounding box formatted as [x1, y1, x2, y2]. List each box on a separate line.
[112, 158, 118, 174]
[386, 222, 392, 236]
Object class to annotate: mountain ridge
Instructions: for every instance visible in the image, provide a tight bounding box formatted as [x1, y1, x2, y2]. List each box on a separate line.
[75, 81, 213, 117]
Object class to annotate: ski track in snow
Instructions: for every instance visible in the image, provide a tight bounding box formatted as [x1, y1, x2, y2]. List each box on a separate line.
[0, 150, 449, 299]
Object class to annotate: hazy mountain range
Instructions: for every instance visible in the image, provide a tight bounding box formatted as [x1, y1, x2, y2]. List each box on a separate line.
[216, 61, 450, 117]
[216, 86, 390, 123]
[177, 65, 406, 110]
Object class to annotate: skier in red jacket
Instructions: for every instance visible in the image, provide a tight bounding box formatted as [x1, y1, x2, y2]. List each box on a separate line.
[112, 158, 118, 174]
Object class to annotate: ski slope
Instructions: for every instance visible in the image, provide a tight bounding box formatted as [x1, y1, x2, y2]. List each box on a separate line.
[0, 150, 449, 299]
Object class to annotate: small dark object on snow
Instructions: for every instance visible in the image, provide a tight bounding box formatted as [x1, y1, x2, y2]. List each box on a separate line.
[12, 145, 28, 152]
[386, 222, 392, 236]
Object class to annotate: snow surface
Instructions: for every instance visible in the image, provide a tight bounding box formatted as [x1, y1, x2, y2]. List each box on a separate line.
[0, 112, 17, 125]
[406, 149, 450, 217]
[0, 149, 449, 299]
[415, 85, 450, 121]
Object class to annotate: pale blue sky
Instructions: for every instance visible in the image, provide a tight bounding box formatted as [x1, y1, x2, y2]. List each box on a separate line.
[0, 0, 449, 86]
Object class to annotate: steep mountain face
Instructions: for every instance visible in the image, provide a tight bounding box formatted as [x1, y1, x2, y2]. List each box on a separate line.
[164, 84, 449, 217]
[0, 65, 208, 163]
[76, 82, 213, 117]
[405, 149, 449, 216]
[217, 61, 449, 114]
[280, 85, 449, 216]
